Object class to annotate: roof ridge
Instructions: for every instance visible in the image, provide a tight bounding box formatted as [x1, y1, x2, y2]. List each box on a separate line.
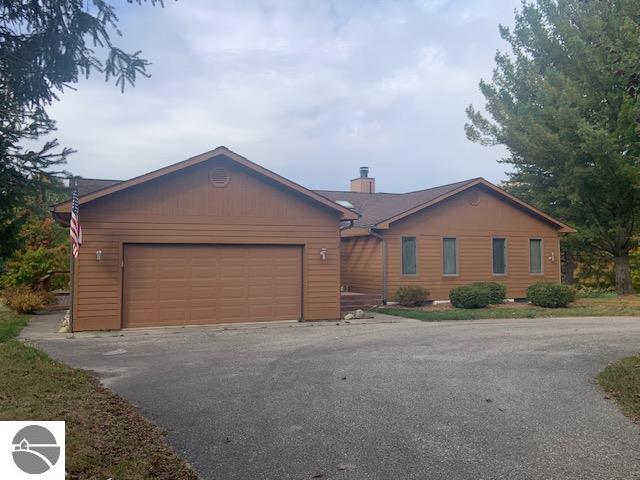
[314, 189, 402, 196]
[73, 177, 124, 182]
[400, 177, 482, 195]
[315, 178, 482, 197]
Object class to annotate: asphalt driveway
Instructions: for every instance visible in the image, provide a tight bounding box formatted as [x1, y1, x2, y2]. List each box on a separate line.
[27, 315, 640, 480]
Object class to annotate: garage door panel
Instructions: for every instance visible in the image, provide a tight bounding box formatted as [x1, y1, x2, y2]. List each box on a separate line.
[220, 286, 246, 299]
[220, 266, 247, 279]
[124, 244, 301, 327]
[157, 306, 188, 322]
[192, 267, 218, 278]
[276, 305, 299, 317]
[249, 285, 276, 297]
[218, 305, 248, 321]
[249, 266, 273, 278]
[157, 287, 188, 300]
[126, 286, 155, 300]
[158, 266, 190, 278]
[190, 286, 218, 300]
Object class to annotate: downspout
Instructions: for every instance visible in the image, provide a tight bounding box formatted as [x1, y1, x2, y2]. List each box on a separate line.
[368, 228, 387, 303]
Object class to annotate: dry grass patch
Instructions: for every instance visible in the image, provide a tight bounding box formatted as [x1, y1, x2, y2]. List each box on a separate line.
[0, 306, 199, 479]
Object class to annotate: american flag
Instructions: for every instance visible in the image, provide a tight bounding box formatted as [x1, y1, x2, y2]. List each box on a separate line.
[70, 181, 82, 258]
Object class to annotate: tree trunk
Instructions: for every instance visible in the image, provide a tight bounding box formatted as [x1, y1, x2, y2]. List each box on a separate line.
[561, 247, 575, 285]
[613, 253, 633, 295]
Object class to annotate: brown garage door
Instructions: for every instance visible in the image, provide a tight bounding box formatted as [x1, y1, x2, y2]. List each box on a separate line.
[123, 244, 302, 328]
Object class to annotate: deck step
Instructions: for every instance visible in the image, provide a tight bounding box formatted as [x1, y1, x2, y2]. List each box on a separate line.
[341, 293, 383, 311]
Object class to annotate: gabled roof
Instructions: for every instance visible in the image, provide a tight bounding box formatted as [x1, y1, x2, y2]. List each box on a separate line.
[74, 178, 123, 196]
[316, 177, 575, 233]
[51, 146, 358, 221]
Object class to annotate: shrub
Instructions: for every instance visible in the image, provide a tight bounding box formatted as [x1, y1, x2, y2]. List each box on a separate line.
[471, 281, 506, 304]
[0, 245, 68, 288]
[395, 286, 429, 307]
[526, 282, 576, 308]
[575, 286, 615, 299]
[2, 286, 53, 314]
[449, 285, 491, 309]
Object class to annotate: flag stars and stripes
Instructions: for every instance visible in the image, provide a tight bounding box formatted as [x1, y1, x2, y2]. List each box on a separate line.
[70, 182, 82, 258]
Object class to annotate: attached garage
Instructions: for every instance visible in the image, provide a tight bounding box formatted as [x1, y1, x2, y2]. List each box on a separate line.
[123, 244, 302, 327]
[51, 147, 357, 331]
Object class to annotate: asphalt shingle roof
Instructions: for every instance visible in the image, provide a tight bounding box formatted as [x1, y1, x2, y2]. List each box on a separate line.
[315, 178, 478, 228]
[74, 178, 123, 197]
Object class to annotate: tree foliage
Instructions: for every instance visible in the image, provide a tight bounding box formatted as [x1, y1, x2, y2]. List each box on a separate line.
[0, 0, 160, 263]
[465, 0, 640, 294]
[1, 181, 70, 289]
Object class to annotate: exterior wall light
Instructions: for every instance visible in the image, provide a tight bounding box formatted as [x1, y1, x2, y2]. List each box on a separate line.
[320, 248, 327, 260]
[548, 252, 555, 263]
[96, 249, 103, 261]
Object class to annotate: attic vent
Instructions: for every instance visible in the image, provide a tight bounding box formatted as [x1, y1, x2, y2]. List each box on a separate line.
[468, 190, 481, 206]
[209, 167, 230, 187]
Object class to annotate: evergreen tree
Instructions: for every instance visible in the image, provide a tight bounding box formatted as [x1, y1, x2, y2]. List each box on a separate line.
[0, 0, 161, 261]
[466, 0, 640, 294]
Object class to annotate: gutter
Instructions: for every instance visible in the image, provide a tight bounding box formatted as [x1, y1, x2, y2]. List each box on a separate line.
[340, 219, 355, 230]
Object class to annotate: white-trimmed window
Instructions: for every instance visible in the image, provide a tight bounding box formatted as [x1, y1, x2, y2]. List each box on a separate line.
[529, 239, 543, 274]
[492, 238, 507, 275]
[443, 237, 458, 275]
[401, 236, 417, 275]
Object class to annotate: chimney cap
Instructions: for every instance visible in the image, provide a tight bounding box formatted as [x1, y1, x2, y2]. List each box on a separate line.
[359, 166, 369, 178]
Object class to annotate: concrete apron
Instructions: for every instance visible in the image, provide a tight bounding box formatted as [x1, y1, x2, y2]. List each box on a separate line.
[18, 311, 418, 342]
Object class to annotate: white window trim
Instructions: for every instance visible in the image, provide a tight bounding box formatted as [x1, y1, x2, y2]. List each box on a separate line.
[492, 237, 508, 276]
[442, 237, 459, 277]
[401, 235, 418, 276]
[529, 238, 544, 275]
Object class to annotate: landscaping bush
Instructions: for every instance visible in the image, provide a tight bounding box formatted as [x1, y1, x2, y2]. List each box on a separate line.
[526, 282, 576, 308]
[2, 286, 53, 314]
[395, 286, 429, 307]
[0, 217, 69, 289]
[575, 285, 615, 299]
[471, 281, 506, 304]
[449, 285, 491, 309]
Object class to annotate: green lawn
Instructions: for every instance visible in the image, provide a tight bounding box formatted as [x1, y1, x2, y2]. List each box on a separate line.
[0, 307, 28, 342]
[598, 354, 640, 423]
[0, 305, 198, 480]
[377, 296, 640, 322]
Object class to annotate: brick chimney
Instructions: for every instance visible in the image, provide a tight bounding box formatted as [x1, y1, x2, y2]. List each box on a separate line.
[350, 166, 375, 193]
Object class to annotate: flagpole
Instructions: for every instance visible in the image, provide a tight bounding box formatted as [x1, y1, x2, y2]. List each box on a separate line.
[69, 243, 74, 333]
[68, 178, 77, 333]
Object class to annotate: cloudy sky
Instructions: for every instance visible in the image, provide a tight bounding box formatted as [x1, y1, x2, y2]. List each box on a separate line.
[48, 0, 521, 193]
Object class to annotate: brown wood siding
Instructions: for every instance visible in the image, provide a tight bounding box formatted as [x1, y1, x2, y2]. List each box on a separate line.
[378, 186, 561, 300]
[340, 236, 383, 294]
[73, 157, 341, 330]
[385, 187, 560, 300]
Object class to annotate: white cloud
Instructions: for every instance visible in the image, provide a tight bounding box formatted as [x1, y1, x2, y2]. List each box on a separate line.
[46, 0, 521, 191]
